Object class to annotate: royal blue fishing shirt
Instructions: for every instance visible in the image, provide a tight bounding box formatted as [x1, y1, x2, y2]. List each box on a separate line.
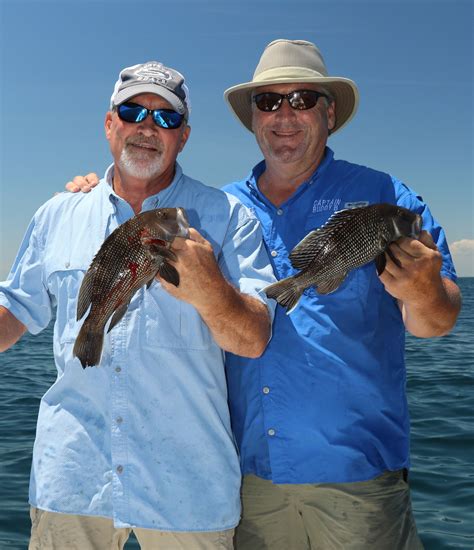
[224, 147, 457, 484]
[0, 163, 276, 531]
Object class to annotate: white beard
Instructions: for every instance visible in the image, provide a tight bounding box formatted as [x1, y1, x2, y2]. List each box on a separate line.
[119, 143, 164, 180]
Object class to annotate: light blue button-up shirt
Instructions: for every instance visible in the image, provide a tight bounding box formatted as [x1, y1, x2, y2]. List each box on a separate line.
[0, 163, 276, 531]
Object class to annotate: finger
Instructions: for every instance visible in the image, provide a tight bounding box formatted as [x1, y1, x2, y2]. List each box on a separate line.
[84, 173, 100, 186]
[418, 230, 437, 250]
[65, 182, 80, 192]
[187, 228, 207, 244]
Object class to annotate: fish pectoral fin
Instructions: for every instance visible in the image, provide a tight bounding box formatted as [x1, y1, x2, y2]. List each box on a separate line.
[144, 243, 177, 263]
[375, 253, 387, 275]
[315, 273, 347, 295]
[107, 303, 129, 333]
[158, 262, 180, 287]
[289, 230, 324, 270]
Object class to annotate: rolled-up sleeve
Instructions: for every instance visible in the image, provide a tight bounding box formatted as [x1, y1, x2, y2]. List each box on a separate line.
[0, 217, 53, 334]
[393, 177, 457, 282]
[218, 201, 277, 322]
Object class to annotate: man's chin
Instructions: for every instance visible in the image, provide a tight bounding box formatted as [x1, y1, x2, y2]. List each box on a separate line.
[119, 161, 163, 180]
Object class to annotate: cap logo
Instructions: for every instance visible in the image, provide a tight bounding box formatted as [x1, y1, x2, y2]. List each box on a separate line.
[134, 63, 172, 85]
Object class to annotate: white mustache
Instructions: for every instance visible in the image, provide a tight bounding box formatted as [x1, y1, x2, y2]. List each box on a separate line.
[126, 136, 162, 151]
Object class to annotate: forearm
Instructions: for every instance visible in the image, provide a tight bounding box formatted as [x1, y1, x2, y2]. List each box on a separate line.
[196, 280, 271, 358]
[400, 277, 461, 338]
[0, 306, 27, 352]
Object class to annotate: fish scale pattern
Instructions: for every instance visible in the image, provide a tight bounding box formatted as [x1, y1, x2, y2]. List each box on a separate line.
[73, 208, 189, 367]
[265, 203, 421, 311]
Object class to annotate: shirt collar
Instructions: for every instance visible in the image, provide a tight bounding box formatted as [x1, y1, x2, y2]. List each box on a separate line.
[245, 147, 335, 208]
[101, 162, 184, 212]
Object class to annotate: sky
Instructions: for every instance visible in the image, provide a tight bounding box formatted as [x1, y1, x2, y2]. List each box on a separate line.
[0, 0, 473, 278]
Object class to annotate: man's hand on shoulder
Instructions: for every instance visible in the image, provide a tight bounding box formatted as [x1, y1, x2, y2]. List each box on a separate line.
[65, 173, 100, 193]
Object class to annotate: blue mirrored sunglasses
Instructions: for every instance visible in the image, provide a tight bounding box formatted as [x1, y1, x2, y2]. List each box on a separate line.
[117, 102, 184, 129]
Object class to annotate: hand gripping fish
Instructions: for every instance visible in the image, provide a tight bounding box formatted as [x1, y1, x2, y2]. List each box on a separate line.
[73, 207, 190, 367]
[264, 203, 422, 313]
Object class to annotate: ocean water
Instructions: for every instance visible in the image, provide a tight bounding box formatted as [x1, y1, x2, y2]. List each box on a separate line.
[0, 279, 472, 549]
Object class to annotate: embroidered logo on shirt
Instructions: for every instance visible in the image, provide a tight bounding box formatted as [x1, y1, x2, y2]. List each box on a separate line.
[312, 199, 342, 213]
[344, 201, 369, 209]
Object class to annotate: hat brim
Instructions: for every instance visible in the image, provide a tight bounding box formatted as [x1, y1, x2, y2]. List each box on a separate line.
[224, 77, 359, 135]
[112, 83, 187, 115]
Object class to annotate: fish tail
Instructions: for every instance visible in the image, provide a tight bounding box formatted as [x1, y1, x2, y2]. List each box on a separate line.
[73, 320, 104, 368]
[264, 277, 304, 314]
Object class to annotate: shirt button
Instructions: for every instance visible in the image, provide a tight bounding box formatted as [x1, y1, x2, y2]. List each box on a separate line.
[116, 465, 124, 474]
[267, 428, 276, 437]
[115, 366, 122, 373]
[262, 386, 270, 394]
[271, 250, 278, 257]
[276, 209, 283, 215]
[116, 416, 123, 424]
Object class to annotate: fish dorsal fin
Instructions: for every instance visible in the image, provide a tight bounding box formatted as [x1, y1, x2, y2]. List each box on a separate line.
[107, 302, 129, 333]
[158, 262, 180, 287]
[76, 265, 99, 320]
[315, 272, 347, 295]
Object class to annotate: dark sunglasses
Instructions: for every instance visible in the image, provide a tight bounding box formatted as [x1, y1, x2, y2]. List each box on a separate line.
[117, 102, 184, 129]
[253, 89, 329, 112]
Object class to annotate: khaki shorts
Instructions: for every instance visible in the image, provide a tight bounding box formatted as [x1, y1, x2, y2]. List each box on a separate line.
[235, 471, 424, 550]
[29, 507, 234, 550]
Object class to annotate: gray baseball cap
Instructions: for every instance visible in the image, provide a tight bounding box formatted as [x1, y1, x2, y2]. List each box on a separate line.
[110, 61, 191, 116]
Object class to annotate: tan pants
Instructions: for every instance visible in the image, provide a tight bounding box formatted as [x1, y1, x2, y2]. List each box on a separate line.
[235, 471, 424, 550]
[29, 508, 234, 550]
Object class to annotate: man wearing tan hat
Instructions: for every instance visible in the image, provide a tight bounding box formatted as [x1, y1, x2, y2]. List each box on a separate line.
[67, 40, 460, 549]
[221, 39, 460, 549]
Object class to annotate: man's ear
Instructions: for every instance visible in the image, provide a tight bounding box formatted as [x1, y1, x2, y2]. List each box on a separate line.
[178, 125, 191, 153]
[105, 111, 113, 141]
[327, 101, 336, 132]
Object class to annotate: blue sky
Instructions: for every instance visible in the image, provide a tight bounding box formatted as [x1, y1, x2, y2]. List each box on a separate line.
[0, 0, 473, 277]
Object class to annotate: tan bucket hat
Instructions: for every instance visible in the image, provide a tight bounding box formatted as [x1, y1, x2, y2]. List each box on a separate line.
[224, 39, 359, 135]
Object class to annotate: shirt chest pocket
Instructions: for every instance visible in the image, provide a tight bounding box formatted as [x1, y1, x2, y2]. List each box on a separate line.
[44, 255, 91, 344]
[139, 284, 212, 350]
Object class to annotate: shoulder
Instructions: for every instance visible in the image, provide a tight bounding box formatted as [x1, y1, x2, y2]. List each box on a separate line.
[31, 183, 105, 234]
[180, 174, 256, 227]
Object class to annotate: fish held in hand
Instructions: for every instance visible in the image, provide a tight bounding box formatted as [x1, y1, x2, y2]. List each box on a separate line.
[264, 203, 422, 313]
[73, 207, 189, 368]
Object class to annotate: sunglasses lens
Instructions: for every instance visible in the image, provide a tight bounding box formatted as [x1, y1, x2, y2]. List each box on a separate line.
[153, 109, 183, 129]
[289, 91, 318, 110]
[254, 93, 282, 112]
[117, 103, 148, 123]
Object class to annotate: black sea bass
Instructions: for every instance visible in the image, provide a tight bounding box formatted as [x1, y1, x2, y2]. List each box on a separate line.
[73, 208, 190, 368]
[265, 203, 422, 313]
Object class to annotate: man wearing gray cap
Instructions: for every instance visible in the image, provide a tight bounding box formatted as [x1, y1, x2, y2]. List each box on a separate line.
[221, 39, 460, 549]
[0, 61, 275, 548]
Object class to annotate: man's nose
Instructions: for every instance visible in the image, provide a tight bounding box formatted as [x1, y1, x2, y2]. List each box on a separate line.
[275, 98, 297, 119]
[136, 114, 158, 136]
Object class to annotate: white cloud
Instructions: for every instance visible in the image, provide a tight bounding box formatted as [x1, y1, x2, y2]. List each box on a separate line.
[450, 239, 474, 277]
